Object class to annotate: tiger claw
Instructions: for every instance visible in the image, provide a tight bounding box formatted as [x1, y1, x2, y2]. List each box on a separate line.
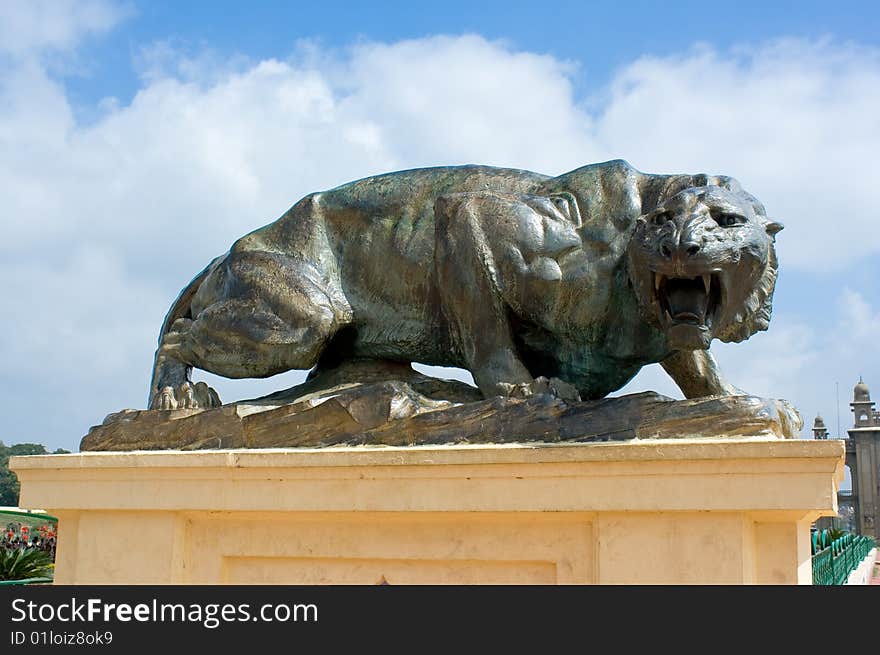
[149, 381, 222, 410]
[496, 377, 580, 403]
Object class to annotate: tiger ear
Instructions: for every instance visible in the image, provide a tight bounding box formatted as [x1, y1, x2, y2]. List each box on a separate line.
[765, 220, 784, 236]
[549, 192, 582, 227]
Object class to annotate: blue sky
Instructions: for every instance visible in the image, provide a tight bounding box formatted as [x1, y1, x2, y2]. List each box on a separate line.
[1, 0, 879, 454]
[66, 2, 879, 99]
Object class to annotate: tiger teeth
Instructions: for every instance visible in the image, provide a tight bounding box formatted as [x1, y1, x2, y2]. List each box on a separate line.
[655, 274, 663, 291]
[702, 274, 711, 293]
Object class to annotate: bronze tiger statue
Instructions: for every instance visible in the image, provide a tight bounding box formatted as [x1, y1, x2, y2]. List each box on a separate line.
[148, 159, 795, 429]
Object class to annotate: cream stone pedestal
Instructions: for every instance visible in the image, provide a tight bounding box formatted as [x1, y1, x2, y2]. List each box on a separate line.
[11, 439, 844, 585]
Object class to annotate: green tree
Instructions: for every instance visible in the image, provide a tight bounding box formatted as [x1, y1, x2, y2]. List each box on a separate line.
[7, 443, 49, 457]
[0, 468, 18, 506]
[0, 442, 51, 507]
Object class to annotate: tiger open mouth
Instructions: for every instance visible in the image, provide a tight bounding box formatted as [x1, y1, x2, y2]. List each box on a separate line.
[652, 272, 723, 328]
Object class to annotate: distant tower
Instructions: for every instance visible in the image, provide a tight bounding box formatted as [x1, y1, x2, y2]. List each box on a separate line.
[847, 377, 880, 539]
[812, 414, 828, 439]
[851, 377, 876, 427]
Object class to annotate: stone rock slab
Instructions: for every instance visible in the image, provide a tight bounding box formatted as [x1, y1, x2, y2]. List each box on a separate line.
[81, 362, 795, 451]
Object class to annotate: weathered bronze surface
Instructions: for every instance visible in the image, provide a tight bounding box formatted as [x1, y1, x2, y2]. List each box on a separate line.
[91, 159, 801, 450]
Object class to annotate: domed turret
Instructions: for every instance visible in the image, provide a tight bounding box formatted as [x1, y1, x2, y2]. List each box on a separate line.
[851, 377, 876, 427]
[812, 414, 828, 439]
[854, 377, 871, 402]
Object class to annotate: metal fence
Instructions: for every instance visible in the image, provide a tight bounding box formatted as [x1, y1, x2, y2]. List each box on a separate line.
[811, 530, 877, 585]
[0, 576, 53, 586]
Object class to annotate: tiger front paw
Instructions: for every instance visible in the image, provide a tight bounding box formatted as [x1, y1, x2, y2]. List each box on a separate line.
[150, 381, 221, 410]
[496, 376, 580, 403]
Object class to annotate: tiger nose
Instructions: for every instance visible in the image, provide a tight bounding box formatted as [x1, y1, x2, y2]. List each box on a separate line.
[659, 234, 701, 258]
[679, 216, 705, 256]
[680, 236, 701, 257]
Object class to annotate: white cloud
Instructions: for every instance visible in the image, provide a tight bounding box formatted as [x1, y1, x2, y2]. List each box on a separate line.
[2, 17, 879, 450]
[838, 288, 880, 344]
[0, 244, 165, 445]
[592, 38, 880, 270]
[0, 246, 160, 379]
[712, 321, 820, 401]
[0, 0, 129, 57]
[337, 35, 597, 172]
[619, 316, 820, 410]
